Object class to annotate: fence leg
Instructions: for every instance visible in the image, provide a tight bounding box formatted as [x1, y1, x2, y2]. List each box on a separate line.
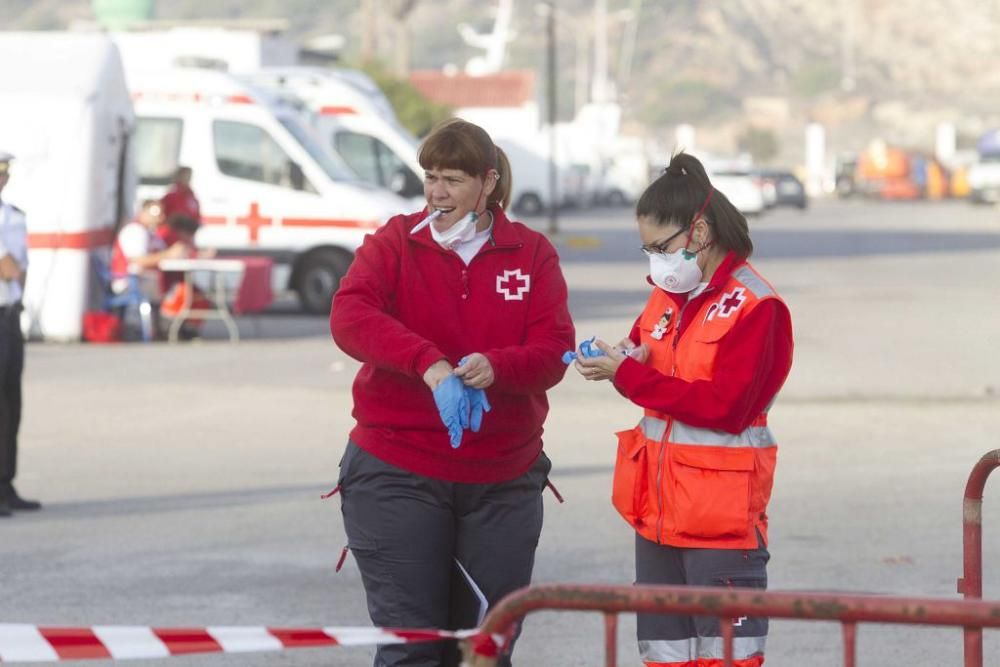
[958, 450, 1000, 667]
[604, 613, 617, 667]
[721, 619, 734, 667]
[841, 621, 857, 667]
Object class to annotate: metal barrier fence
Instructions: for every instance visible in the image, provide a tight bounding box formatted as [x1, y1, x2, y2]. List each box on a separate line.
[958, 449, 1000, 667]
[465, 449, 1000, 667]
[464, 584, 1000, 666]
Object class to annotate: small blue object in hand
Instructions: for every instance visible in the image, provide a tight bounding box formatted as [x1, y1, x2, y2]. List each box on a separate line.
[433, 374, 471, 448]
[562, 336, 606, 364]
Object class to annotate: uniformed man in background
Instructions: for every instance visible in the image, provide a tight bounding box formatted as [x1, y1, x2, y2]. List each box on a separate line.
[0, 152, 40, 517]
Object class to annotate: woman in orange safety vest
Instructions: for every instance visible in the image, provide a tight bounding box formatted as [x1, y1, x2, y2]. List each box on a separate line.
[574, 152, 794, 667]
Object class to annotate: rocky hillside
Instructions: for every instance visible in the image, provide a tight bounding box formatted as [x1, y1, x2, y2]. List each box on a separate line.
[6, 0, 1000, 155]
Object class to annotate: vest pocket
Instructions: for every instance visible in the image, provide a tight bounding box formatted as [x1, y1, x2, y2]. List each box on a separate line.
[612, 427, 650, 527]
[669, 445, 753, 539]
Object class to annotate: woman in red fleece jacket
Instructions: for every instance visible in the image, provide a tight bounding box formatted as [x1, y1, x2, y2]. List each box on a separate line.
[330, 119, 574, 667]
[574, 152, 793, 667]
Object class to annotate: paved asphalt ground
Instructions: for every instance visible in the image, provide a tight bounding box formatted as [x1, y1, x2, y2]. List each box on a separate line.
[2, 199, 1000, 666]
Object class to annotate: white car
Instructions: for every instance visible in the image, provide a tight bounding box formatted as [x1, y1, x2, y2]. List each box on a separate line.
[710, 170, 766, 216]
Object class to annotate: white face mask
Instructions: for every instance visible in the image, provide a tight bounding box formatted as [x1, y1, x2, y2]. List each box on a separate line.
[431, 210, 479, 248]
[649, 247, 703, 293]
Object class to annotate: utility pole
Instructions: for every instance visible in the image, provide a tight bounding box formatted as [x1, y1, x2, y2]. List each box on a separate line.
[840, 0, 856, 92]
[592, 0, 609, 103]
[544, 2, 559, 236]
[617, 0, 642, 94]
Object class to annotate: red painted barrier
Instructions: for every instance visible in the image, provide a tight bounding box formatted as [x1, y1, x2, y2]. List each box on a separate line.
[466, 583, 1000, 666]
[957, 449, 1000, 667]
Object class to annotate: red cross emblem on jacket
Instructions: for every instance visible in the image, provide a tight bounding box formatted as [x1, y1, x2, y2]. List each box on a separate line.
[496, 269, 531, 300]
[705, 287, 747, 322]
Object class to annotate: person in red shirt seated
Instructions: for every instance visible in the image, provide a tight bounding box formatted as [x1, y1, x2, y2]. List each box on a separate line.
[330, 118, 575, 667]
[158, 215, 215, 340]
[158, 165, 202, 294]
[110, 200, 186, 295]
[574, 152, 794, 667]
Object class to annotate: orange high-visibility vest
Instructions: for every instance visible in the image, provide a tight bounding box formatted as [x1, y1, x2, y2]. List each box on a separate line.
[612, 263, 785, 549]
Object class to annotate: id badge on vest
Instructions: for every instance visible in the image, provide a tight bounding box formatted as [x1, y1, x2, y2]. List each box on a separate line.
[650, 307, 674, 340]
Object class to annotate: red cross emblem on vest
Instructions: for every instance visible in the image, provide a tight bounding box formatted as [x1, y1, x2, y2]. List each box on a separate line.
[497, 269, 531, 301]
[706, 287, 746, 322]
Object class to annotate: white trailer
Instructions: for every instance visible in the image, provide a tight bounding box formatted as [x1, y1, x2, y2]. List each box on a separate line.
[0, 32, 135, 341]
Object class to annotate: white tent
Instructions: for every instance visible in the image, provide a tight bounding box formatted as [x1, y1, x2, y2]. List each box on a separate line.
[0, 32, 136, 341]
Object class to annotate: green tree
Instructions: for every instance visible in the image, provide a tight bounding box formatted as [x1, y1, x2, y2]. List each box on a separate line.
[357, 61, 453, 138]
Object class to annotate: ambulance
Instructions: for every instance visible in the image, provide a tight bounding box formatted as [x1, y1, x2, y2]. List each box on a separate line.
[128, 67, 410, 314]
[245, 67, 427, 210]
[245, 67, 583, 217]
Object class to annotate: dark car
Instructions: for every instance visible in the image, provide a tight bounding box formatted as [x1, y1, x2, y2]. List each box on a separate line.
[759, 169, 808, 209]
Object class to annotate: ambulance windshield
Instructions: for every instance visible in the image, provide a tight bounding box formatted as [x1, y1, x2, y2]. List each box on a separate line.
[278, 116, 357, 183]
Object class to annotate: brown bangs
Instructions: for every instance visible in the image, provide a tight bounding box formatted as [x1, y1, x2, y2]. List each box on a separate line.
[418, 120, 494, 176]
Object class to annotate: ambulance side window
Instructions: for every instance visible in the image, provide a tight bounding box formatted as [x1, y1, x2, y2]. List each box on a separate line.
[336, 131, 422, 198]
[335, 132, 380, 185]
[213, 120, 317, 193]
[136, 117, 183, 186]
[375, 139, 423, 198]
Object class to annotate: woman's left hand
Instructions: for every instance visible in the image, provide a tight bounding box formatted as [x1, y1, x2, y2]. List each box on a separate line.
[574, 339, 625, 382]
[454, 353, 495, 389]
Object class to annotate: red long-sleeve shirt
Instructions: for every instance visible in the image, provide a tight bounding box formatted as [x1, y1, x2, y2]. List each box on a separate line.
[613, 255, 793, 433]
[330, 205, 574, 483]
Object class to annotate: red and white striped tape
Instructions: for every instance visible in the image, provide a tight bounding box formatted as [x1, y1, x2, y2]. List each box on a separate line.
[0, 624, 500, 662]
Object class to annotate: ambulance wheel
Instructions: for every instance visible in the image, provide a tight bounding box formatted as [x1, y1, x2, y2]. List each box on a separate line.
[295, 249, 352, 315]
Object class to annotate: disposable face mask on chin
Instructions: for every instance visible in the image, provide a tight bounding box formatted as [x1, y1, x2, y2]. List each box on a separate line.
[649, 248, 703, 293]
[430, 210, 480, 248]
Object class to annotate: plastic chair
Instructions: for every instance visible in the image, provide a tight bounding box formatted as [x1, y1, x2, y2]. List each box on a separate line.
[91, 254, 154, 343]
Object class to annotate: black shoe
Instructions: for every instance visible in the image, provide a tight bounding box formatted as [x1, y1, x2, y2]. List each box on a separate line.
[0, 500, 10, 517]
[5, 489, 41, 511]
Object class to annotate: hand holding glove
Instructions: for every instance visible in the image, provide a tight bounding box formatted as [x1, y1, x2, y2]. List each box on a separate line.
[433, 374, 471, 448]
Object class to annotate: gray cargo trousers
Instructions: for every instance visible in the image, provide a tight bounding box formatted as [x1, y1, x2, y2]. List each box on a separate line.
[339, 442, 552, 667]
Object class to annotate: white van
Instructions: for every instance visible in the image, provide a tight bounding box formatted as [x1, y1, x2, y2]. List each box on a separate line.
[128, 67, 409, 313]
[0, 32, 136, 341]
[245, 67, 427, 209]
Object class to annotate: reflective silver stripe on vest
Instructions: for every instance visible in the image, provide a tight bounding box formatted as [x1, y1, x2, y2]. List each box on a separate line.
[732, 265, 774, 299]
[638, 637, 694, 662]
[639, 636, 766, 662]
[639, 415, 668, 442]
[639, 416, 776, 448]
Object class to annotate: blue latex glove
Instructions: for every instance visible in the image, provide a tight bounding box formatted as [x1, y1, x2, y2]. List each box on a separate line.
[577, 336, 606, 358]
[456, 356, 492, 434]
[433, 374, 471, 448]
[467, 386, 492, 432]
[563, 336, 608, 364]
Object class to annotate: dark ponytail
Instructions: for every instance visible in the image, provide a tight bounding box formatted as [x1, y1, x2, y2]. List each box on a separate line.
[636, 152, 753, 259]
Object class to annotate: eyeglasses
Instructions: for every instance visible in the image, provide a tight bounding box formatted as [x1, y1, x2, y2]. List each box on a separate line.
[640, 226, 689, 256]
